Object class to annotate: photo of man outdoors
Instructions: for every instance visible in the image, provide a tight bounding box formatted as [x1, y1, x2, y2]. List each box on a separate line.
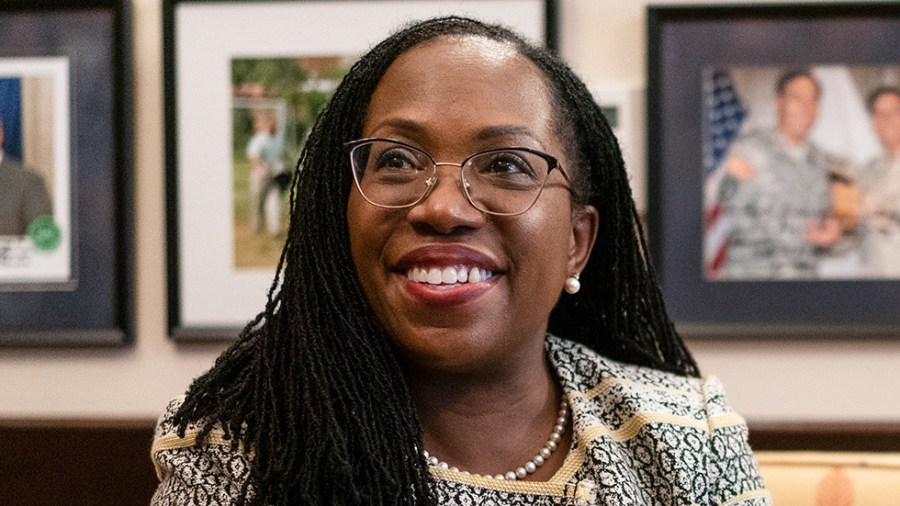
[230, 56, 352, 268]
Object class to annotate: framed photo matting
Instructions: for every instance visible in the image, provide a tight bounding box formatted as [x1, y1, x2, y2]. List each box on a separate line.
[0, 0, 133, 346]
[647, 4, 900, 339]
[164, 0, 556, 340]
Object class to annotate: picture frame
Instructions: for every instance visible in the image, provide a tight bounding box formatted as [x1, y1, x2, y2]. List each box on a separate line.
[0, 0, 133, 346]
[164, 0, 557, 341]
[590, 81, 647, 214]
[646, 3, 900, 339]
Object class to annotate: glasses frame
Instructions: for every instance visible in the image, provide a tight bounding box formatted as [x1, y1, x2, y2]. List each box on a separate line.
[346, 137, 571, 216]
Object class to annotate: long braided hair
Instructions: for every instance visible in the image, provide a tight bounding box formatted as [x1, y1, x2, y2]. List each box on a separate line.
[173, 16, 698, 505]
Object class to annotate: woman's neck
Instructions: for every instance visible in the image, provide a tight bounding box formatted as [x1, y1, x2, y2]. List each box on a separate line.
[405, 353, 572, 481]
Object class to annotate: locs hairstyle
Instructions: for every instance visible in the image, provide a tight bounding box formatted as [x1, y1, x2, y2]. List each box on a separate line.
[173, 16, 697, 505]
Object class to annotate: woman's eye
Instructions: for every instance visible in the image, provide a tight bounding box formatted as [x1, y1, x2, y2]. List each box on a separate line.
[374, 149, 420, 171]
[480, 153, 535, 177]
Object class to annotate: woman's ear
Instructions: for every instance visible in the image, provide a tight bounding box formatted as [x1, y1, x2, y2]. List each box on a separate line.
[569, 205, 599, 275]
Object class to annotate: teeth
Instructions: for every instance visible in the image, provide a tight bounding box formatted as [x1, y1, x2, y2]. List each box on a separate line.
[442, 267, 458, 284]
[405, 265, 492, 286]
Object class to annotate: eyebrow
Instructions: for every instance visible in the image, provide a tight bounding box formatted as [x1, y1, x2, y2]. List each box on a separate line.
[371, 118, 540, 144]
[473, 125, 540, 143]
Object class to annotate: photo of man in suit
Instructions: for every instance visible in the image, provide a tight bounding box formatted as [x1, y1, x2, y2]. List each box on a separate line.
[0, 118, 52, 236]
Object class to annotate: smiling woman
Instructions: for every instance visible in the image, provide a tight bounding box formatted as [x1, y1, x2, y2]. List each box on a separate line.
[150, 17, 771, 506]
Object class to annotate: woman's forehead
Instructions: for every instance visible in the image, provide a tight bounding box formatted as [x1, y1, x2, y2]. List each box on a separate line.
[362, 36, 557, 151]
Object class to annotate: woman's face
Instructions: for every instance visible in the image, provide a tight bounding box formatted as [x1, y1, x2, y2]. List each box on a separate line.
[347, 36, 597, 376]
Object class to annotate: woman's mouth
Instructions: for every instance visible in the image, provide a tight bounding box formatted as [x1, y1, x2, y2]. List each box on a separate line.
[405, 265, 494, 290]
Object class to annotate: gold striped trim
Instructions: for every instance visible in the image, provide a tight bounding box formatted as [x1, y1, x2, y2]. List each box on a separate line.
[580, 423, 611, 442]
[150, 428, 234, 454]
[429, 467, 571, 495]
[150, 428, 242, 479]
[611, 413, 707, 441]
[578, 411, 746, 446]
[549, 440, 586, 483]
[708, 412, 747, 430]
[429, 440, 586, 494]
[721, 488, 771, 505]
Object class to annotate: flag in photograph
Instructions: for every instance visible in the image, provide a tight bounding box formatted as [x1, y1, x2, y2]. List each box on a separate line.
[701, 68, 746, 279]
[809, 66, 881, 166]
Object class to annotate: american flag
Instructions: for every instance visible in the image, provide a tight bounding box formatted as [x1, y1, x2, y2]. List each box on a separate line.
[702, 69, 746, 279]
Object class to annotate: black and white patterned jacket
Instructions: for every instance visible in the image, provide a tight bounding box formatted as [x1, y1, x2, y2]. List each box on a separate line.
[151, 335, 771, 505]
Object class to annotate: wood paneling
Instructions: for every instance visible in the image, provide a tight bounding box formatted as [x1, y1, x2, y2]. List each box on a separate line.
[0, 420, 157, 506]
[749, 422, 900, 452]
[1, 419, 898, 505]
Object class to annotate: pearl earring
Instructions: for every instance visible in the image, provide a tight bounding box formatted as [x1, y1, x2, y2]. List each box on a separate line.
[564, 273, 581, 294]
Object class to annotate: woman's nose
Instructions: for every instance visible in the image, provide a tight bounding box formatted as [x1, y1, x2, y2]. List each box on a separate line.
[406, 166, 485, 234]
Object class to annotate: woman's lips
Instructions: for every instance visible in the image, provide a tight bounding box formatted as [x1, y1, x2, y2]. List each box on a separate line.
[399, 271, 498, 305]
[394, 245, 502, 304]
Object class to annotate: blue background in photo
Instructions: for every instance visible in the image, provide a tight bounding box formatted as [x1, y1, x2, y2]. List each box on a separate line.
[0, 77, 23, 160]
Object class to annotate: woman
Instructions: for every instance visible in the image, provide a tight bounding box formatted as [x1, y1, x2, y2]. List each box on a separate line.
[152, 17, 769, 505]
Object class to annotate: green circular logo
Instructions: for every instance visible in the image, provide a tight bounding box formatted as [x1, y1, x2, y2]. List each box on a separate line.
[27, 215, 61, 251]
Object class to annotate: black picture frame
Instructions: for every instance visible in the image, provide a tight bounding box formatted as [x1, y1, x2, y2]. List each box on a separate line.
[646, 3, 900, 339]
[164, 0, 557, 341]
[0, 0, 133, 346]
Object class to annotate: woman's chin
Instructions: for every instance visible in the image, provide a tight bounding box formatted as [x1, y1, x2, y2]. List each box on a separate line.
[388, 327, 503, 376]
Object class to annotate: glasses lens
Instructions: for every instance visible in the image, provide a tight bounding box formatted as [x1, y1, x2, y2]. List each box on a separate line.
[464, 149, 550, 215]
[350, 140, 433, 207]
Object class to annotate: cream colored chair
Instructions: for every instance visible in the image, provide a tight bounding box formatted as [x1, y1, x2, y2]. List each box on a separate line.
[756, 451, 900, 505]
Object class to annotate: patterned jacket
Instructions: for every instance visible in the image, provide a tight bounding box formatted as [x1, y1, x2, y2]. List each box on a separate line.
[151, 335, 771, 505]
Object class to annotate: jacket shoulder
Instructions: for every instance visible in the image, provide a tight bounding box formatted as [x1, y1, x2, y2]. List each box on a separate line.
[150, 396, 253, 505]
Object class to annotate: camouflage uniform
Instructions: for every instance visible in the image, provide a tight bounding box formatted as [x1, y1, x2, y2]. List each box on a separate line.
[719, 129, 832, 279]
[857, 156, 900, 278]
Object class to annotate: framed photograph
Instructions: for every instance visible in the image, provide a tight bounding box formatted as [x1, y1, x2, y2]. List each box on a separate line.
[590, 81, 647, 214]
[647, 4, 900, 339]
[0, 0, 133, 346]
[164, 0, 557, 340]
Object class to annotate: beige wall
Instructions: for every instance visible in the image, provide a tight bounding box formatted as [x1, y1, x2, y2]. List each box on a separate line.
[21, 76, 56, 197]
[0, 0, 897, 422]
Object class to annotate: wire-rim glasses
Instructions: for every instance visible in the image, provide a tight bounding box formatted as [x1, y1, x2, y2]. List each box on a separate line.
[346, 138, 571, 216]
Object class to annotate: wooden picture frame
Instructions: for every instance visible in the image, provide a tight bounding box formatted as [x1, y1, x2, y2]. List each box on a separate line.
[0, 0, 133, 346]
[647, 3, 900, 339]
[164, 0, 556, 340]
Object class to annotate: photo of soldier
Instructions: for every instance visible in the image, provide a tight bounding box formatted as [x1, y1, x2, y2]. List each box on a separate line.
[717, 69, 845, 279]
[855, 86, 900, 277]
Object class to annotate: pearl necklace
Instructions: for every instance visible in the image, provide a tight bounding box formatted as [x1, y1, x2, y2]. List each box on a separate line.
[423, 398, 570, 481]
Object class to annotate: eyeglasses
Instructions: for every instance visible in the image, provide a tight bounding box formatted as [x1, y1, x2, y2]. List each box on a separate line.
[346, 138, 570, 216]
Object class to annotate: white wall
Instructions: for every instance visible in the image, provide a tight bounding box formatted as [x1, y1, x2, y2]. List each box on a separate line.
[0, 0, 897, 422]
